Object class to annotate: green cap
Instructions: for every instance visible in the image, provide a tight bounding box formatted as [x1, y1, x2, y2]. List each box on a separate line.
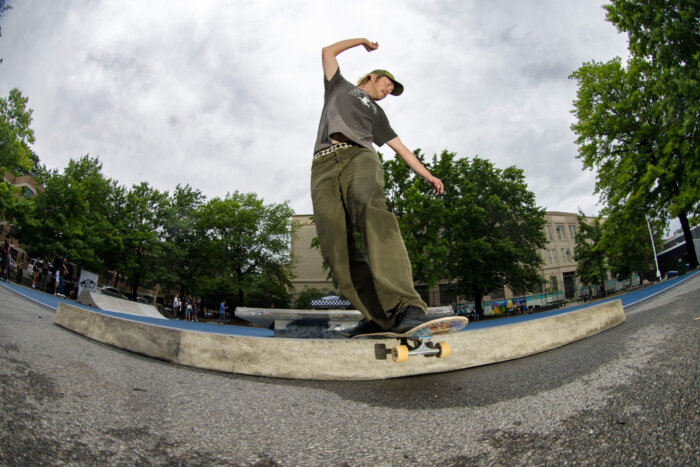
[369, 69, 404, 96]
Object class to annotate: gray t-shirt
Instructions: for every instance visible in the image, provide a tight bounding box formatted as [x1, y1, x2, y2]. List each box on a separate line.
[313, 68, 397, 155]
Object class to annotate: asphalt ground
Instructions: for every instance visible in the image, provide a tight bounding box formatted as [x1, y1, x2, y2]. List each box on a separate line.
[0, 274, 698, 466]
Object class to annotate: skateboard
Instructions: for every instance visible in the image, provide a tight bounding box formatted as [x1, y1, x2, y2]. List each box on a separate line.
[352, 316, 468, 363]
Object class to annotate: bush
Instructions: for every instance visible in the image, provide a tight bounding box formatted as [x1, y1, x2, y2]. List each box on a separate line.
[293, 288, 329, 309]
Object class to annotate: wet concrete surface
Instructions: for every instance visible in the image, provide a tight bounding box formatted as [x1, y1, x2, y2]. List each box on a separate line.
[0, 275, 698, 465]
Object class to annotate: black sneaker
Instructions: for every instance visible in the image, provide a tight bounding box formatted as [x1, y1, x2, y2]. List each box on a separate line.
[391, 306, 432, 334]
[340, 318, 381, 338]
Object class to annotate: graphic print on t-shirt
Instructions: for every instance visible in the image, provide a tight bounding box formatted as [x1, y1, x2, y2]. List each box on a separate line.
[349, 88, 377, 114]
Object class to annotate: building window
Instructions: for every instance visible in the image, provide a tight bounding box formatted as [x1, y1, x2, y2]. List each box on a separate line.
[556, 224, 566, 240]
[547, 248, 558, 265]
[568, 224, 576, 239]
[561, 248, 572, 263]
[544, 224, 553, 241]
[21, 186, 35, 198]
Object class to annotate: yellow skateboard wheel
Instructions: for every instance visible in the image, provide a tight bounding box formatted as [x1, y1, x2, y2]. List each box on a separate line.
[392, 345, 409, 363]
[436, 342, 450, 358]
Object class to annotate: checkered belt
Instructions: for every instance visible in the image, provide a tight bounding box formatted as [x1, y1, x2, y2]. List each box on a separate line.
[313, 142, 354, 160]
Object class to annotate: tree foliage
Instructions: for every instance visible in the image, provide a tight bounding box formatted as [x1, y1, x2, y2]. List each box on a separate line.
[438, 154, 547, 315]
[118, 182, 169, 299]
[574, 213, 610, 295]
[570, 0, 699, 269]
[158, 184, 205, 297]
[23, 155, 123, 271]
[0, 89, 39, 231]
[0, 88, 37, 175]
[599, 204, 663, 282]
[20, 152, 295, 308]
[191, 192, 294, 308]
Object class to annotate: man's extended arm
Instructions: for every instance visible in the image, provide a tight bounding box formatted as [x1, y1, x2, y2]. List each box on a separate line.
[321, 38, 379, 81]
[386, 137, 445, 195]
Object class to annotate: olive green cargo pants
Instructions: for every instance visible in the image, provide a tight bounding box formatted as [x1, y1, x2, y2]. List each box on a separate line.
[311, 144, 427, 330]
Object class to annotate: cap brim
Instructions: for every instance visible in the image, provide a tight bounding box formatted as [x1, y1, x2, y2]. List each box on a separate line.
[390, 81, 404, 96]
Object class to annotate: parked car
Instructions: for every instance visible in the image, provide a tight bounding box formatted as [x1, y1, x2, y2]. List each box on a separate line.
[311, 292, 352, 310]
[135, 297, 151, 304]
[98, 286, 128, 300]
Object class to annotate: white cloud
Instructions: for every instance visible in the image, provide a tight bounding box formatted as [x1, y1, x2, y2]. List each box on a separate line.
[0, 0, 628, 216]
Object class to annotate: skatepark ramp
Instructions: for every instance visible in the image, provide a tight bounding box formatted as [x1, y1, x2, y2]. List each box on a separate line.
[77, 291, 166, 320]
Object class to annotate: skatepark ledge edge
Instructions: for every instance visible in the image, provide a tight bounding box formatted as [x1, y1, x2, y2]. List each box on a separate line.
[54, 299, 626, 380]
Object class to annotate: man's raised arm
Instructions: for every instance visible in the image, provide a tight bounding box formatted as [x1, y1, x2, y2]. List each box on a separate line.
[321, 38, 379, 81]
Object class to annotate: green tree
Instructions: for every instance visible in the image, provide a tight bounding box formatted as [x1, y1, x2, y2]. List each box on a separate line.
[0, 89, 39, 234]
[158, 184, 205, 297]
[0, 88, 37, 175]
[570, 0, 699, 270]
[438, 153, 547, 316]
[574, 213, 610, 296]
[193, 192, 294, 308]
[24, 156, 123, 272]
[118, 182, 168, 300]
[599, 204, 662, 282]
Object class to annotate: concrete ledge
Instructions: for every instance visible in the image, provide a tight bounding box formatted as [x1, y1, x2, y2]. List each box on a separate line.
[55, 304, 180, 361]
[55, 300, 625, 380]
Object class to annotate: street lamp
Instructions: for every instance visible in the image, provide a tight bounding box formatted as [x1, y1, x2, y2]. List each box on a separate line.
[646, 214, 662, 281]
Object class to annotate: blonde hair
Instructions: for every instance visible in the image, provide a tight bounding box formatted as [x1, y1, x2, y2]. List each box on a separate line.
[357, 73, 373, 87]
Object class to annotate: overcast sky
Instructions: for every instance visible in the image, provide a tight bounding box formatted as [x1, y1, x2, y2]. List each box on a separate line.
[1, 0, 632, 218]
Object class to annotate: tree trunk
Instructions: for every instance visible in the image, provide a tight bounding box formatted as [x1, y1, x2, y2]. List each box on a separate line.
[597, 252, 607, 296]
[678, 212, 699, 270]
[131, 272, 140, 301]
[472, 287, 484, 317]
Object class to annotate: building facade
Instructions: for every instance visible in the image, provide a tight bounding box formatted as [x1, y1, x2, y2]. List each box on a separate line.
[539, 211, 585, 300]
[656, 225, 700, 275]
[291, 215, 331, 293]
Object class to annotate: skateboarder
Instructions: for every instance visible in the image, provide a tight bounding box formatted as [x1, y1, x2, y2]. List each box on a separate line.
[311, 37, 444, 337]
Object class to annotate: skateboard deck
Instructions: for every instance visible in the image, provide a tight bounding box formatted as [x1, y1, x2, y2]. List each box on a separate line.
[352, 316, 468, 363]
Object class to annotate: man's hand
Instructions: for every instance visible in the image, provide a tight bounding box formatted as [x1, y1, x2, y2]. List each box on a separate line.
[363, 40, 379, 52]
[423, 174, 445, 196]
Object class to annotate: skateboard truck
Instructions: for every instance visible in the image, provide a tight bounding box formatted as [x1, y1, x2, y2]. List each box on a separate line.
[391, 337, 450, 363]
[354, 316, 466, 363]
